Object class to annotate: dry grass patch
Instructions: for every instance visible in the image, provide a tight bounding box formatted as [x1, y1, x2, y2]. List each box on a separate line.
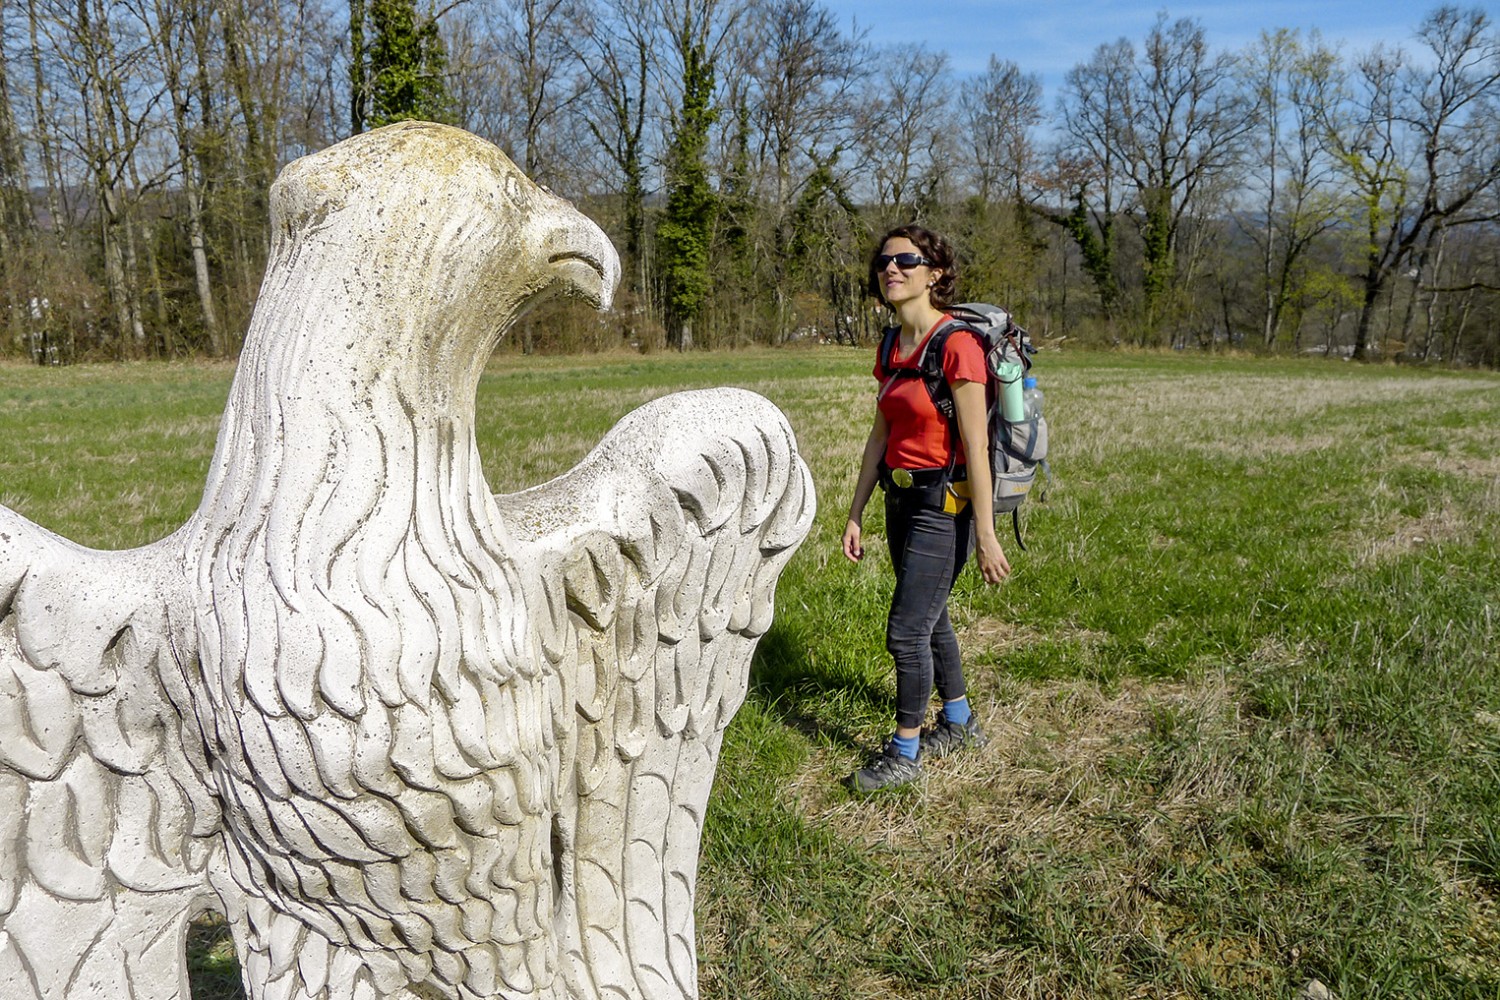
[767, 673, 1288, 998]
[1053, 374, 1384, 464]
[1409, 448, 1500, 483]
[1357, 500, 1472, 564]
[956, 617, 1112, 663]
[1053, 370, 1497, 467]
[791, 672, 1248, 855]
[1443, 884, 1500, 983]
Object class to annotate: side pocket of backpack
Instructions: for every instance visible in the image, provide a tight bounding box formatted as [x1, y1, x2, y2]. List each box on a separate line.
[1003, 415, 1047, 463]
[991, 415, 1046, 514]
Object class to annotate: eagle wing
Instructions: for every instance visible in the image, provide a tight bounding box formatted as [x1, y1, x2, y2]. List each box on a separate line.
[0, 509, 219, 999]
[495, 387, 815, 1000]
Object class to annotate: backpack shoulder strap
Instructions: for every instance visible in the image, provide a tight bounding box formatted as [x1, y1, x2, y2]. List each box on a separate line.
[919, 324, 953, 377]
[876, 325, 900, 378]
[919, 318, 988, 415]
[928, 318, 983, 370]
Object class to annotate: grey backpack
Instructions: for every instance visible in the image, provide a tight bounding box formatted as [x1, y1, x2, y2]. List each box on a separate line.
[876, 302, 1050, 548]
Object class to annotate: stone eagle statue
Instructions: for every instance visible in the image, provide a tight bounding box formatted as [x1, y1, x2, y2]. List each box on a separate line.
[0, 122, 815, 1000]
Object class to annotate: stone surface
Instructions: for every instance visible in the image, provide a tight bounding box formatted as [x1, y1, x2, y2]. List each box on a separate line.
[0, 121, 815, 1000]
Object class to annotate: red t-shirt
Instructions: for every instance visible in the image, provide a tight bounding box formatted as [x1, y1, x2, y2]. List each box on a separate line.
[874, 318, 987, 469]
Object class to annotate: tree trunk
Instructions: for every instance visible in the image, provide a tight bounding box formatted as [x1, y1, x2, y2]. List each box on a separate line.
[1419, 229, 1448, 362]
[350, 0, 366, 133]
[99, 198, 131, 353]
[25, 0, 64, 245]
[1445, 286, 1474, 366]
[1351, 231, 1386, 362]
[187, 183, 225, 353]
[155, 0, 225, 354]
[0, 12, 33, 352]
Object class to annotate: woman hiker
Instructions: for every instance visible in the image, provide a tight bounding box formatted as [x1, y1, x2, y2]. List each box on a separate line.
[841, 224, 1009, 792]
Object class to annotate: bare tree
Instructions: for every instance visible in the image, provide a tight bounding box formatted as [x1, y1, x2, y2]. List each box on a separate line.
[1401, 6, 1500, 359]
[0, 4, 36, 350]
[948, 55, 1047, 313]
[444, 4, 515, 140]
[1053, 17, 1255, 333]
[138, 0, 224, 353]
[854, 44, 951, 219]
[739, 0, 863, 335]
[744, 0, 862, 220]
[497, 0, 582, 184]
[960, 56, 1042, 208]
[24, 0, 67, 238]
[1049, 37, 1133, 314]
[38, 0, 168, 351]
[1238, 29, 1345, 347]
[1123, 15, 1256, 322]
[567, 0, 657, 291]
[1321, 6, 1500, 360]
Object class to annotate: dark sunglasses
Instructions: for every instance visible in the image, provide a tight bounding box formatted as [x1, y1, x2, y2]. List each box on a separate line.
[875, 252, 934, 270]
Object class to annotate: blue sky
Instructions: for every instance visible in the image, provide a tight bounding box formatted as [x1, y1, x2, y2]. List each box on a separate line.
[819, 0, 1434, 99]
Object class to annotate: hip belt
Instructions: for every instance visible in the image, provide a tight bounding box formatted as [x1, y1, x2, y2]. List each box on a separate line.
[879, 464, 967, 490]
[879, 464, 970, 514]
[886, 467, 942, 489]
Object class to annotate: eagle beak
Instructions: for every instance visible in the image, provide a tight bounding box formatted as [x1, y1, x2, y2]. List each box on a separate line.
[543, 210, 621, 312]
[549, 252, 615, 311]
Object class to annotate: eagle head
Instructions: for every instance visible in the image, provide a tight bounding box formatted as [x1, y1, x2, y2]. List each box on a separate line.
[239, 120, 620, 423]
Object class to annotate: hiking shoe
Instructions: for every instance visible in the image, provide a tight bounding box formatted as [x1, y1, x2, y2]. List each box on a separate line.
[848, 738, 923, 793]
[919, 716, 988, 759]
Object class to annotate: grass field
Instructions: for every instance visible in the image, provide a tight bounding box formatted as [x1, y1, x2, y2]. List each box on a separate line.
[3, 347, 1499, 998]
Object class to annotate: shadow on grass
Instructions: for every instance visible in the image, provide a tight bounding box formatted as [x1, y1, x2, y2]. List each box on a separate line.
[747, 614, 894, 754]
[187, 913, 244, 1000]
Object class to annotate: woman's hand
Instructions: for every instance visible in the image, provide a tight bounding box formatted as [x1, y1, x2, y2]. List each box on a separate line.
[842, 518, 865, 563]
[949, 376, 1009, 584]
[974, 530, 1010, 584]
[844, 411, 888, 566]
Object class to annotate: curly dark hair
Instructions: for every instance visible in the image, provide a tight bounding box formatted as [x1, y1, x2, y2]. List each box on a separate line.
[866, 224, 959, 310]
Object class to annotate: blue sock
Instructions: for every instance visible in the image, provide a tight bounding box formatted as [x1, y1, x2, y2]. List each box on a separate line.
[943, 698, 972, 726]
[891, 733, 920, 760]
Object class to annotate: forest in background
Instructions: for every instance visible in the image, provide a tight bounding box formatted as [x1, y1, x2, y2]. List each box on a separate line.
[0, 0, 1497, 365]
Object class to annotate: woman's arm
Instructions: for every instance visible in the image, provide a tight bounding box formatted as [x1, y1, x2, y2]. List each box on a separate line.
[842, 410, 889, 563]
[951, 379, 1010, 584]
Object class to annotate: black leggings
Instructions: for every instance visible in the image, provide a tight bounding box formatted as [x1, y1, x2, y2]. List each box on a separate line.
[884, 488, 974, 730]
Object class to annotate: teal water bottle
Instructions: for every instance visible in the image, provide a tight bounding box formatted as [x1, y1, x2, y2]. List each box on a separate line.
[996, 361, 1025, 422]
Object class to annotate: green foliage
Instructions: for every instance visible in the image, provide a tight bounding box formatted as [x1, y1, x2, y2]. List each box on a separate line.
[947, 198, 1045, 315]
[1061, 192, 1118, 314]
[1139, 185, 1173, 318]
[787, 153, 860, 281]
[366, 0, 454, 128]
[655, 39, 719, 344]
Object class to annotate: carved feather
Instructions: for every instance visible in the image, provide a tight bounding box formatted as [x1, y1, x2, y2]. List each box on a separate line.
[498, 387, 815, 1000]
[0, 510, 218, 1000]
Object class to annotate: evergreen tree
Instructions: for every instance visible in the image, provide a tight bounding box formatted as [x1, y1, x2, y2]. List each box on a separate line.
[655, 36, 718, 350]
[365, 0, 455, 128]
[719, 97, 755, 272]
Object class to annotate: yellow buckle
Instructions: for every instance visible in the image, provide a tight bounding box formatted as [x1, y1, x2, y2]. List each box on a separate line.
[891, 468, 913, 488]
